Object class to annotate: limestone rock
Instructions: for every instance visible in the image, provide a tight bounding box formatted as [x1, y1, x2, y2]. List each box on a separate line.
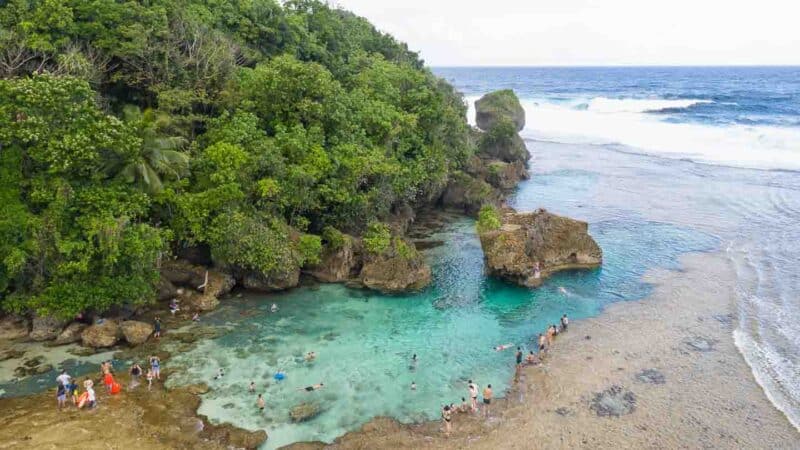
[485, 160, 529, 190]
[478, 208, 602, 287]
[29, 314, 67, 341]
[120, 320, 153, 345]
[53, 322, 87, 345]
[290, 402, 321, 422]
[308, 235, 360, 283]
[156, 276, 178, 301]
[204, 422, 267, 449]
[359, 238, 432, 294]
[241, 267, 300, 292]
[81, 320, 121, 348]
[439, 171, 498, 215]
[478, 128, 529, 164]
[475, 89, 526, 132]
[162, 260, 235, 311]
[0, 315, 29, 341]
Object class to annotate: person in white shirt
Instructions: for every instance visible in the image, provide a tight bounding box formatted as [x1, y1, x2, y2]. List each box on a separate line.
[56, 370, 71, 387]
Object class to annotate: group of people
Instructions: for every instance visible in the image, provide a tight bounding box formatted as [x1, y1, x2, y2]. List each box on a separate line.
[438, 313, 570, 436]
[54, 370, 95, 410]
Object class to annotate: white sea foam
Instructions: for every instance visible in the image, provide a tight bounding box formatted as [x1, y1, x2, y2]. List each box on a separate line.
[466, 95, 800, 171]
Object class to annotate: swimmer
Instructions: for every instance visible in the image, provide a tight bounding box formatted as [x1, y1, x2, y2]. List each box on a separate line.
[561, 314, 569, 331]
[298, 383, 324, 392]
[409, 353, 418, 371]
[304, 351, 316, 362]
[468, 380, 478, 412]
[526, 350, 537, 365]
[538, 333, 547, 353]
[460, 397, 469, 413]
[558, 286, 568, 295]
[493, 343, 513, 351]
[270, 303, 278, 313]
[248, 381, 256, 393]
[411, 381, 417, 391]
[214, 368, 225, 380]
[546, 326, 555, 346]
[483, 384, 493, 418]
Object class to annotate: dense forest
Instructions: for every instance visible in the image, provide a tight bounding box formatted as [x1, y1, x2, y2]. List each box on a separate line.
[0, 0, 475, 318]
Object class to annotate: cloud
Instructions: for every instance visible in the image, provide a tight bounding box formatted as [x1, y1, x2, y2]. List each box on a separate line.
[333, 0, 800, 66]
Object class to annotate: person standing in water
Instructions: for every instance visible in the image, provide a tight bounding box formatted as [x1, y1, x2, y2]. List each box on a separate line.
[410, 353, 418, 371]
[257, 394, 265, 412]
[129, 363, 142, 389]
[153, 317, 162, 339]
[483, 384, 493, 418]
[538, 333, 547, 354]
[150, 356, 161, 380]
[441, 404, 452, 436]
[515, 347, 523, 381]
[411, 381, 417, 391]
[561, 314, 569, 331]
[249, 381, 256, 393]
[56, 382, 67, 410]
[468, 380, 478, 412]
[146, 368, 154, 390]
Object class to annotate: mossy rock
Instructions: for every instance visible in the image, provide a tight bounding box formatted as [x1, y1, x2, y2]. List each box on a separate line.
[475, 89, 525, 132]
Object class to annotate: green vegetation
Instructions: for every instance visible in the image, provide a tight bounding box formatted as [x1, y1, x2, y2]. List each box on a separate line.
[0, 0, 473, 318]
[477, 205, 502, 233]
[362, 222, 392, 255]
[474, 89, 525, 131]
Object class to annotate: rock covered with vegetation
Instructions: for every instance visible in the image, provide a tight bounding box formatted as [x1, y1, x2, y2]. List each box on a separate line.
[0, 0, 472, 321]
[477, 206, 602, 287]
[358, 223, 432, 293]
[475, 89, 526, 132]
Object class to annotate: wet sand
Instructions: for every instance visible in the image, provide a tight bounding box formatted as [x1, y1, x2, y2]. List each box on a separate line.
[289, 252, 799, 449]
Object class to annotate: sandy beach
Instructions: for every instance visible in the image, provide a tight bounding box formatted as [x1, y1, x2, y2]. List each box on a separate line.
[289, 252, 799, 449]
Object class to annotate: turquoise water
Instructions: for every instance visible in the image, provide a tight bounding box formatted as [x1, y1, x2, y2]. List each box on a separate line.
[167, 194, 717, 448]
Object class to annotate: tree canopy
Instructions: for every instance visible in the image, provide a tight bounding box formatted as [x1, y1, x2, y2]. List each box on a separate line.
[0, 0, 473, 318]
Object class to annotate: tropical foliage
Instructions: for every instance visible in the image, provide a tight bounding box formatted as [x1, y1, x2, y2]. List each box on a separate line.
[0, 0, 472, 318]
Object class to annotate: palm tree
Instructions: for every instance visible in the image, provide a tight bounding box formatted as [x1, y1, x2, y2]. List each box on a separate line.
[107, 106, 190, 194]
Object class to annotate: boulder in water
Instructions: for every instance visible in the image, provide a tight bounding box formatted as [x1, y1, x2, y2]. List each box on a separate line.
[54, 322, 88, 345]
[240, 266, 300, 292]
[290, 402, 321, 422]
[475, 89, 526, 132]
[120, 320, 153, 345]
[81, 320, 121, 348]
[359, 237, 431, 294]
[478, 207, 602, 287]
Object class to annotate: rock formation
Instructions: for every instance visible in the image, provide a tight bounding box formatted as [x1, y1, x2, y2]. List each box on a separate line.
[478, 208, 602, 287]
[359, 237, 432, 294]
[475, 89, 526, 132]
[162, 260, 235, 310]
[120, 320, 153, 345]
[0, 315, 29, 341]
[307, 234, 361, 283]
[29, 314, 67, 341]
[54, 322, 87, 345]
[81, 320, 122, 348]
[240, 267, 300, 292]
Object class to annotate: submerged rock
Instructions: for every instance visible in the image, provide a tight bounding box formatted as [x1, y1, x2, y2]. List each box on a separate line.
[29, 314, 67, 341]
[475, 89, 526, 132]
[478, 207, 602, 287]
[635, 368, 666, 384]
[120, 320, 153, 345]
[53, 322, 87, 345]
[81, 320, 121, 348]
[589, 385, 636, 417]
[290, 402, 321, 422]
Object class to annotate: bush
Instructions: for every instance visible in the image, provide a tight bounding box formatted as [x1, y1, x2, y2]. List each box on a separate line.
[298, 234, 322, 266]
[394, 237, 418, 260]
[363, 222, 392, 255]
[477, 205, 502, 233]
[321, 226, 347, 250]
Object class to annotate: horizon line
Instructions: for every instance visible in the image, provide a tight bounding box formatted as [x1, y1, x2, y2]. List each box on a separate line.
[430, 64, 800, 69]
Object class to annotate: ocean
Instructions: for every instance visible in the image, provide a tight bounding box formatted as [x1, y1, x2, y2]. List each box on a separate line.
[438, 65, 800, 432]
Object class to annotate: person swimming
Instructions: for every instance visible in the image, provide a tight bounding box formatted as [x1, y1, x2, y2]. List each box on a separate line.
[409, 353, 418, 371]
[270, 303, 278, 313]
[213, 367, 225, 380]
[411, 381, 417, 391]
[298, 383, 324, 392]
[561, 314, 569, 331]
[304, 351, 316, 362]
[493, 343, 513, 351]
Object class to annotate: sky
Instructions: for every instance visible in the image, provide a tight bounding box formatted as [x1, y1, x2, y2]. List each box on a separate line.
[332, 0, 800, 66]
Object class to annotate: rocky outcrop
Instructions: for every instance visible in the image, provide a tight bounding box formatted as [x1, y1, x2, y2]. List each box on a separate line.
[53, 322, 87, 345]
[359, 238, 432, 294]
[81, 320, 122, 348]
[479, 131, 529, 164]
[29, 314, 67, 341]
[475, 89, 526, 132]
[0, 315, 29, 341]
[120, 320, 153, 345]
[485, 160, 529, 190]
[162, 260, 235, 311]
[439, 171, 499, 215]
[308, 235, 361, 283]
[478, 208, 602, 287]
[156, 276, 178, 301]
[240, 267, 300, 292]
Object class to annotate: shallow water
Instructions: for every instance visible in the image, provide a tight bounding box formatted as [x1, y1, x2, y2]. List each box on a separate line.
[166, 169, 717, 448]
